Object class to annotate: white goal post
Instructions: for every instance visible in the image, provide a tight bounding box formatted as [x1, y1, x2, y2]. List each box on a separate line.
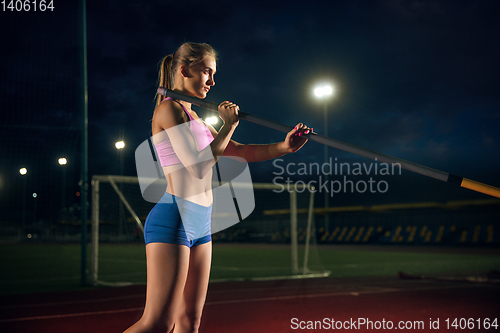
[91, 175, 328, 286]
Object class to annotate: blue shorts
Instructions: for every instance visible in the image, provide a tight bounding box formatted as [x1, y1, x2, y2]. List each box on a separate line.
[144, 193, 212, 248]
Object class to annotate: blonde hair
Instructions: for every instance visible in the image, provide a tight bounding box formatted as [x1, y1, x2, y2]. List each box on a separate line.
[155, 42, 218, 107]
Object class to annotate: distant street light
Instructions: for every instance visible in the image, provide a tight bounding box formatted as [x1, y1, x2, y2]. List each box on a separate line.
[32, 192, 38, 224]
[314, 83, 335, 232]
[20, 168, 28, 235]
[59, 158, 67, 212]
[115, 141, 125, 175]
[115, 140, 125, 238]
[115, 141, 125, 150]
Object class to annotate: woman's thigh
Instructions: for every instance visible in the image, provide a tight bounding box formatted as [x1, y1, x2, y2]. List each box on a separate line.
[141, 242, 191, 327]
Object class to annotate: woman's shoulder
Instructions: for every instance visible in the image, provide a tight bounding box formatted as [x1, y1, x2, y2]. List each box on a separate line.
[154, 99, 188, 124]
[153, 99, 189, 132]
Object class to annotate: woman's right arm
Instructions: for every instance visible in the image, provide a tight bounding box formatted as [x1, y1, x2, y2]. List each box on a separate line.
[209, 100, 239, 157]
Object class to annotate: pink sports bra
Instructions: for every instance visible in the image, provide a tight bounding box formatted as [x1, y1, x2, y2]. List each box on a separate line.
[155, 97, 214, 167]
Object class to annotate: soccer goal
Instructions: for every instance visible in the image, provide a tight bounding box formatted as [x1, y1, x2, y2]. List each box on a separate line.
[91, 175, 329, 286]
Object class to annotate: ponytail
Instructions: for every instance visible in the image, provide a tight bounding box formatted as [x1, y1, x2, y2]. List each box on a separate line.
[155, 53, 175, 107]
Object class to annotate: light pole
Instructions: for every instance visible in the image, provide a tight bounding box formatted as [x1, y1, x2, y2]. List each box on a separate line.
[115, 141, 125, 175]
[58, 158, 67, 213]
[314, 84, 335, 232]
[19, 168, 27, 237]
[115, 141, 125, 238]
[32, 192, 38, 224]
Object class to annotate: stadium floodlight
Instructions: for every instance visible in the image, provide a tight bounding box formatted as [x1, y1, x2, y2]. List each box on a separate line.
[58, 158, 67, 165]
[115, 141, 125, 149]
[314, 84, 334, 98]
[19, 168, 27, 175]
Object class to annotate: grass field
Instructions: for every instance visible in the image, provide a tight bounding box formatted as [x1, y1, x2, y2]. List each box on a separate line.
[1, 243, 499, 295]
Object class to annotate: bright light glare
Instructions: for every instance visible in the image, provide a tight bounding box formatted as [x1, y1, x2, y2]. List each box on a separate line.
[115, 141, 125, 149]
[58, 158, 67, 165]
[323, 85, 333, 96]
[314, 87, 323, 97]
[314, 85, 334, 98]
[32, 193, 37, 198]
[20, 168, 27, 175]
[205, 116, 218, 125]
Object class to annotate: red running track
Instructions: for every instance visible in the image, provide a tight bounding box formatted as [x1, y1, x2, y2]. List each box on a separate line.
[1, 276, 499, 332]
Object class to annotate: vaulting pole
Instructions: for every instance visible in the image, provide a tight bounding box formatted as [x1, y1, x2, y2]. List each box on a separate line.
[157, 88, 500, 199]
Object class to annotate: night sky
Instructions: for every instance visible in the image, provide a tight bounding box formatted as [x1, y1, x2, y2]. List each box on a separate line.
[1, 0, 499, 223]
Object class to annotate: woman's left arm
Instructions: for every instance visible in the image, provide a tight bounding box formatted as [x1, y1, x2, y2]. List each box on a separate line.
[208, 122, 311, 162]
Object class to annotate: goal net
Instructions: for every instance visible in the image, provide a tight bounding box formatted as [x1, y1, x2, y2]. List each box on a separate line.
[91, 175, 329, 286]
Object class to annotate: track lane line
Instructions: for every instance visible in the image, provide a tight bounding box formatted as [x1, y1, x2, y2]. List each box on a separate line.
[0, 284, 471, 323]
[0, 294, 146, 310]
[0, 307, 144, 323]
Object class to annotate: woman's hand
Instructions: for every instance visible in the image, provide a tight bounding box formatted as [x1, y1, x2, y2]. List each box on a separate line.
[281, 123, 311, 153]
[218, 101, 239, 128]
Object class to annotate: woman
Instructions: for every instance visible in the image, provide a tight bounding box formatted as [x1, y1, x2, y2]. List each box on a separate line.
[125, 42, 310, 333]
